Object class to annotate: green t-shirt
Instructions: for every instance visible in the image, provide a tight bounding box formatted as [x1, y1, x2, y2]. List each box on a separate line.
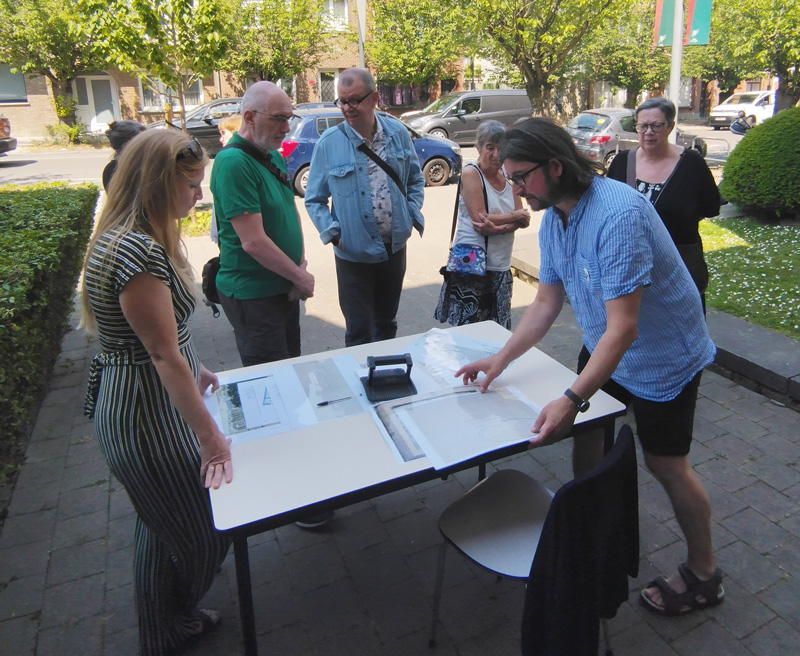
[210, 133, 303, 299]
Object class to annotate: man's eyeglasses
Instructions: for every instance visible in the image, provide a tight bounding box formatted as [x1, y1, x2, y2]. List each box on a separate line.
[253, 111, 294, 123]
[177, 137, 204, 161]
[334, 92, 373, 109]
[634, 122, 668, 134]
[504, 162, 545, 187]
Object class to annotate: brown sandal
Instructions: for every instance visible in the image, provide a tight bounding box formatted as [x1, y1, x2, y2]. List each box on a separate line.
[640, 563, 725, 616]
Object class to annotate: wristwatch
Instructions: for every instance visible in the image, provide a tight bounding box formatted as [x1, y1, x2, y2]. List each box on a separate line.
[564, 388, 590, 412]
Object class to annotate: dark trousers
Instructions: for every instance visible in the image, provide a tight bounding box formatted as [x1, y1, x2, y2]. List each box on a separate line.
[219, 291, 300, 366]
[335, 246, 407, 346]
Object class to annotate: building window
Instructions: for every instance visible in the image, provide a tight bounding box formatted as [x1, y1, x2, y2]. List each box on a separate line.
[75, 78, 89, 105]
[324, 0, 348, 30]
[140, 76, 203, 111]
[319, 71, 337, 102]
[0, 64, 27, 103]
[377, 83, 416, 108]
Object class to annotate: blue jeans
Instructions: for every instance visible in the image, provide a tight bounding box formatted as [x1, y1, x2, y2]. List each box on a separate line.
[334, 246, 406, 346]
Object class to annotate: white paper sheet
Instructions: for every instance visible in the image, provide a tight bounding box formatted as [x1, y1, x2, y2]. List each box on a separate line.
[206, 355, 367, 444]
[375, 386, 541, 470]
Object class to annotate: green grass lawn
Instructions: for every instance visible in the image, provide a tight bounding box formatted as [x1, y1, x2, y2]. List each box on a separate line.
[701, 217, 799, 340]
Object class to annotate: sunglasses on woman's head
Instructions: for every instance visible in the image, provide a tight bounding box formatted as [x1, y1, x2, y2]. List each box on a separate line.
[177, 137, 204, 161]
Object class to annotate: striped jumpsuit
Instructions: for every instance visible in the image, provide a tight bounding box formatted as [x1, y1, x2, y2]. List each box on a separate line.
[84, 231, 230, 655]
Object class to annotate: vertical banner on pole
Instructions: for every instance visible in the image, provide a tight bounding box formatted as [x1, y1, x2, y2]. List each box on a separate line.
[654, 0, 676, 46]
[685, 0, 712, 45]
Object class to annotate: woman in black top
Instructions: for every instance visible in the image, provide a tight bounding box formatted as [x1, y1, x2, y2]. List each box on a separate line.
[102, 120, 146, 191]
[607, 98, 720, 309]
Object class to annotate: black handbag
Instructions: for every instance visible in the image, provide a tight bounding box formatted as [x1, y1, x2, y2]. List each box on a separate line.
[201, 255, 221, 317]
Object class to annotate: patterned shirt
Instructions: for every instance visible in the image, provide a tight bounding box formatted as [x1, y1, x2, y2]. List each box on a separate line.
[538, 176, 715, 401]
[353, 120, 393, 242]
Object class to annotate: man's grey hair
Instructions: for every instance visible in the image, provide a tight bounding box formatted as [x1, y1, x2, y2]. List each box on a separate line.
[476, 120, 506, 149]
[635, 97, 676, 123]
[338, 68, 376, 95]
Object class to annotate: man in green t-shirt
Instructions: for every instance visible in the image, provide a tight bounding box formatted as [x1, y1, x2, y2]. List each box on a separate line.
[211, 81, 315, 365]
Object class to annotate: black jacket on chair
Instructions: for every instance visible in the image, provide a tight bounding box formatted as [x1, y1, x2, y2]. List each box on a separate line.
[521, 425, 639, 656]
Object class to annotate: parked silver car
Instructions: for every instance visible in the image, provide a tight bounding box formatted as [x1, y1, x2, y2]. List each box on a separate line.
[566, 108, 707, 166]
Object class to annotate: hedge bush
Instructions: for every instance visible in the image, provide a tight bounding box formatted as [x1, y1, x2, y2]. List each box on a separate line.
[0, 182, 98, 486]
[719, 107, 800, 221]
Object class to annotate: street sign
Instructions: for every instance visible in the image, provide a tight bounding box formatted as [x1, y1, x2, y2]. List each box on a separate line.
[655, 0, 712, 46]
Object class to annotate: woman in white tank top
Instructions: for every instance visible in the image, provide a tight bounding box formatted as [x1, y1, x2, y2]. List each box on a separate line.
[435, 120, 530, 328]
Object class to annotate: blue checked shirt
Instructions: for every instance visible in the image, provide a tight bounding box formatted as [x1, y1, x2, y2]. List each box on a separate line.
[538, 176, 715, 401]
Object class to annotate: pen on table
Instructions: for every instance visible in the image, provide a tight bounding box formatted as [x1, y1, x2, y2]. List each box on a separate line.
[317, 396, 352, 407]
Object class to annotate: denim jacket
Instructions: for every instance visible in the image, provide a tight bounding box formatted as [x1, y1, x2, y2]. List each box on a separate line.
[304, 114, 425, 263]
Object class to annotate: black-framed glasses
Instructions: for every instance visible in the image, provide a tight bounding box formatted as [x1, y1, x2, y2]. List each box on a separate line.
[334, 92, 373, 109]
[634, 122, 668, 134]
[253, 110, 294, 123]
[504, 162, 545, 187]
[177, 137, 204, 161]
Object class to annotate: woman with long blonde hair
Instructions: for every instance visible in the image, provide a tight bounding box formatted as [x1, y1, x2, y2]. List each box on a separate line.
[81, 129, 232, 655]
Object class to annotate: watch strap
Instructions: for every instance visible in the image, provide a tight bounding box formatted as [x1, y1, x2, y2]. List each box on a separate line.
[564, 388, 590, 412]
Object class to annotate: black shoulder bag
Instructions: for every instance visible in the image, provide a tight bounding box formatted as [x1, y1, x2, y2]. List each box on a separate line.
[336, 123, 406, 197]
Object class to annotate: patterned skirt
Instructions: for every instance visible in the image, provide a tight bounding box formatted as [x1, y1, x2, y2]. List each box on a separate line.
[434, 269, 513, 329]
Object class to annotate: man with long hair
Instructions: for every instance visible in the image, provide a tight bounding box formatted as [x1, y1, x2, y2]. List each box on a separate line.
[457, 118, 723, 619]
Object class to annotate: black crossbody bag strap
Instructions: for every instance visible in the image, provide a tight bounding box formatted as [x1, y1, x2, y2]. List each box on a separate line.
[449, 163, 489, 250]
[337, 123, 406, 198]
[223, 141, 292, 190]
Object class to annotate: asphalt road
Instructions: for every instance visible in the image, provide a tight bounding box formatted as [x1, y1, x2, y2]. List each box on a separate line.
[0, 147, 217, 202]
[0, 123, 741, 193]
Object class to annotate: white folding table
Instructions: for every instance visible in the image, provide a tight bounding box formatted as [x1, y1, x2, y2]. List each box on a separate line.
[209, 322, 626, 655]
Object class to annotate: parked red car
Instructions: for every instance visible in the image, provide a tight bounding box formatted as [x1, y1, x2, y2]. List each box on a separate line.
[0, 113, 17, 155]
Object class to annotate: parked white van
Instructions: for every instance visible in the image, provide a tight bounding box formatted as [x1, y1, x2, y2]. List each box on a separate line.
[400, 90, 531, 145]
[708, 91, 775, 129]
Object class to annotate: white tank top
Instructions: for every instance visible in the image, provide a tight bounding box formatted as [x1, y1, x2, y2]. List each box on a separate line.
[454, 163, 516, 271]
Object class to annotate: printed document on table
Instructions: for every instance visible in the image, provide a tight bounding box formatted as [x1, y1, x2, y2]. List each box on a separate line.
[206, 355, 366, 443]
[405, 328, 510, 390]
[373, 386, 541, 470]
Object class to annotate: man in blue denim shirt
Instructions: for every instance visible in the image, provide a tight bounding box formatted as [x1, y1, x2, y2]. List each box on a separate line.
[305, 67, 425, 346]
[457, 118, 724, 619]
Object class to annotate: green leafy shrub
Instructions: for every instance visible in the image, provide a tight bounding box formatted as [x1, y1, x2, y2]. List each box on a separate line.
[47, 121, 89, 145]
[181, 209, 213, 237]
[719, 108, 800, 221]
[0, 182, 98, 485]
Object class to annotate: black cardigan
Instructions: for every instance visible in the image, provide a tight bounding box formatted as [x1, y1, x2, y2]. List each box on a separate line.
[607, 148, 721, 246]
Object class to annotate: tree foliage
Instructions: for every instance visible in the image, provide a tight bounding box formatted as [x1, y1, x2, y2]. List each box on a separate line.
[76, 0, 231, 127]
[681, 0, 766, 102]
[732, 0, 800, 110]
[224, 0, 332, 85]
[585, 0, 670, 107]
[367, 0, 465, 101]
[461, 0, 619, 115]
[0, 0, 106, 130]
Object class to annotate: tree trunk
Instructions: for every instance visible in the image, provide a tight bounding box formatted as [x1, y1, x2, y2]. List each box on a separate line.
[775, 83, 800, 113]
[526, 80, 552, 117]
[50, 80, 78, 128]
[624, 88, 638, 108]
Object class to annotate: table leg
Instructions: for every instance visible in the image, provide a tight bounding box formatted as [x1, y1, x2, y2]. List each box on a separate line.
[233, 534, 258, 656]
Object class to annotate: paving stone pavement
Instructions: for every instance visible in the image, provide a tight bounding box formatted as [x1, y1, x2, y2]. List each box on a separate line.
[1, 186, 799, 656]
